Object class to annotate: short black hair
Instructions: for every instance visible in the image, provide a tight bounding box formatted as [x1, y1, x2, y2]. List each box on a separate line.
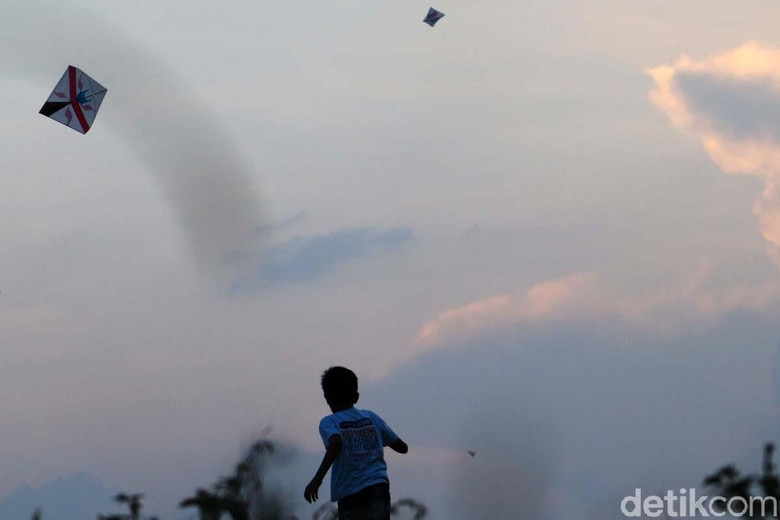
[321, 366, 358, 404]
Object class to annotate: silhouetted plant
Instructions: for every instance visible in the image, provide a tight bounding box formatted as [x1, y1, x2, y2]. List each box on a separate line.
[181, 439, 298, 520]
[180, 488, 247, 520]
[88, 436, 426, 520]
[116, 493, 145, 520]
[97, 492, 158, 520]
[704, 442, 780, 518]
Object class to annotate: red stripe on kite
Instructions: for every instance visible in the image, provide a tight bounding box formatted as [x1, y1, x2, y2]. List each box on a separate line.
[71, 103, 90, 133]
[68, 65, 77, 101]
[67, 66, 90, 132]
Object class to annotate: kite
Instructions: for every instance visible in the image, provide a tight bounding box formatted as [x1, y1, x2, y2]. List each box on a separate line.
[39, 66, 107, 134]
[468, 451, 476, 458]
[423, 7, 445, 27]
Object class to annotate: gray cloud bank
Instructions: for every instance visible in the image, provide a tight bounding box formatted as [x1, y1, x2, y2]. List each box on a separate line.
[367, 304, 780, 518]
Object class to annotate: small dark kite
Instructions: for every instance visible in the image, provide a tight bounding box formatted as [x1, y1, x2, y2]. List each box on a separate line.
[423, 7, 445, 27]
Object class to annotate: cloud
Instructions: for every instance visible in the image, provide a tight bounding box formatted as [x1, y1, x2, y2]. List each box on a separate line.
[449, 399, 557, 519]
[235, 226, 414, 290]
[372, 303, 780, 519]
[255, 212, 309, 236]
[417, 266, 780, 346]
[647, 42, 780, 265]
[416, 273, 595, 345]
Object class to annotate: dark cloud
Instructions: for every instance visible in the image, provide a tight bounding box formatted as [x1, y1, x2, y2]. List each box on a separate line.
[676, 71, 780, 141]
[366, 307, 780, 518]
[234, 226, 414, 290]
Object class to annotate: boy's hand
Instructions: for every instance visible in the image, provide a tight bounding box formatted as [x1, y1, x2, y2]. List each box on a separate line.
[389, 438, 408, 454]
[304, 478, 322, 503]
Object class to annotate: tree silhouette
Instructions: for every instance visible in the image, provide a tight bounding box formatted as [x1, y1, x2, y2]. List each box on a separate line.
[180, 439, 297, 520]
[179, 437, 426, 520]
[704, 442, 780, 518]
[97, 491, 158, 520]
[116, 493, 145, 520]
[180, 488, 248, 520]
[39, 436, 426, 520]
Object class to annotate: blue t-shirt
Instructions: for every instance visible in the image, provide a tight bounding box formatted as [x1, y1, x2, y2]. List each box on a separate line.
[319, 407, 399, 502]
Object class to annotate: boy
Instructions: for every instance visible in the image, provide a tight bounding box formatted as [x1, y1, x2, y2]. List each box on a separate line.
[304, 366, 408, 520]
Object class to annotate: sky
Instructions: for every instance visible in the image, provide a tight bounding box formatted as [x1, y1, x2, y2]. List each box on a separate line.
[3, 0, 780, 518]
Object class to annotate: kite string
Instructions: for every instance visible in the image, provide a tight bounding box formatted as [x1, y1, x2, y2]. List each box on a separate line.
[95, 3, 175, 87]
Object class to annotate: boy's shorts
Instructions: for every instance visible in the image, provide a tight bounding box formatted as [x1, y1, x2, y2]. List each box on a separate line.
[337, 482, 391, 520]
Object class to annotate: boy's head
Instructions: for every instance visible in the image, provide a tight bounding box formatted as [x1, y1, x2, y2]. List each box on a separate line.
[321, 366, 359, 409]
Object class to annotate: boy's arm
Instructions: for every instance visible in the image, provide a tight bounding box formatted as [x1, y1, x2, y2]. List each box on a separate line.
[388, 438, 408, 454]
[371, 411, 406, 453]
[304, 434, 343, 503]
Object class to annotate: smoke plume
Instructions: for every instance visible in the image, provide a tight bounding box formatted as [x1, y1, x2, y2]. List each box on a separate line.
[1, 0, 267, 285]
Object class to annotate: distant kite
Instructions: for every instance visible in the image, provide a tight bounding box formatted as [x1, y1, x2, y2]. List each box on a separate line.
[40, 66, 107, 134]
[423, 7, 445, 27]
[468, 451, 476, 457]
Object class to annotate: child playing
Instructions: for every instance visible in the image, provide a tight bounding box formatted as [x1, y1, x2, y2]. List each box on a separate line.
[304, 366, 408, 520]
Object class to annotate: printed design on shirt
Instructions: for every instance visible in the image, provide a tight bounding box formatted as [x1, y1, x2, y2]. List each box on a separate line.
[338, 418, 382, 468]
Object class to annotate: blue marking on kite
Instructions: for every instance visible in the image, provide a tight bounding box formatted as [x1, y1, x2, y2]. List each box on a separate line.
[75, 90, 92, 104]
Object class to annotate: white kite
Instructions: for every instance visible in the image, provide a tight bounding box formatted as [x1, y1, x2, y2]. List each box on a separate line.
[39, 65, 107, 134]
[423, 7, 445, 27]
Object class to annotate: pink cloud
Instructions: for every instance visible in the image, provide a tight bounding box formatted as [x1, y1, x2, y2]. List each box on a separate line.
[647, 42, 780, 264]
[416, 274, 596, 346]
[416, 268, 780, 346]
